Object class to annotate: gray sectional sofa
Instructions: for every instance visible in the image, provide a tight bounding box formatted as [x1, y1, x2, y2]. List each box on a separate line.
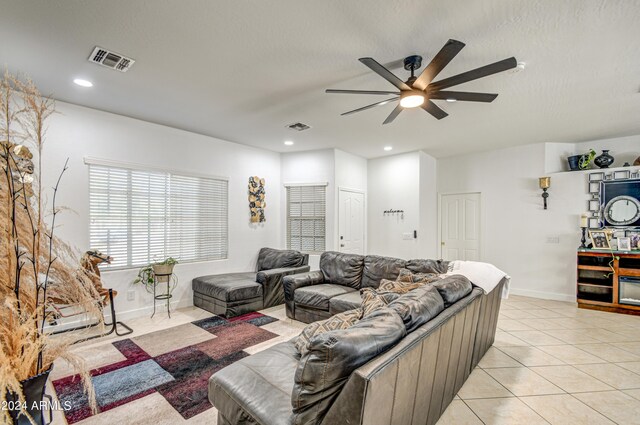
[284, 251, 449, 323]
[192, 248, 309, 317]
[208, 251, 506, 425]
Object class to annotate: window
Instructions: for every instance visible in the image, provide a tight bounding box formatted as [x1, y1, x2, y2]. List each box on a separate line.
[88, 161, 228, 269]
[286, 184, 326, 253]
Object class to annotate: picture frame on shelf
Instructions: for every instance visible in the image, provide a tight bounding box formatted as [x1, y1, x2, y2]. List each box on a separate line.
[618, 237, 632, 251]
[589, 230, 610, 249]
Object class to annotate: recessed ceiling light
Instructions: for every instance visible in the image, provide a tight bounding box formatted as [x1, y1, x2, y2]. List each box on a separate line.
[73, 78, 93, 87]
[446, 98, 457, 103]
[284, 140, 294, 146]
[384, 146, 393, 151]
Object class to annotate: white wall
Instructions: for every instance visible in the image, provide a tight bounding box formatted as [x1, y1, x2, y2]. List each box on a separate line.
[42, 102, 282, 319]
[438, 136, 640, 301]
[367, 152, 421, 259]
[419, 151, 438, 259]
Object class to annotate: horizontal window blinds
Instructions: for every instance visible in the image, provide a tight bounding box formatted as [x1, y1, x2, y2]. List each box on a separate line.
[89, 164, 228, 269]
[286, 185, 326, 253]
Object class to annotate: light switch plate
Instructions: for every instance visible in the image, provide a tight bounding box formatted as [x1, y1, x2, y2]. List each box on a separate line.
[546, 236, 560, 244]
[127, 290, 136, 301]
[402, 232, 413, 240]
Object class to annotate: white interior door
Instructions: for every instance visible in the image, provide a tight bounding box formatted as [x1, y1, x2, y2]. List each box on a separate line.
[440, 193, 481, 261]
[338, 189, 365, 254]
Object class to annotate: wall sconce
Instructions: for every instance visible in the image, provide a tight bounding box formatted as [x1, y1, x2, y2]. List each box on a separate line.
[539, 177, 550, 209]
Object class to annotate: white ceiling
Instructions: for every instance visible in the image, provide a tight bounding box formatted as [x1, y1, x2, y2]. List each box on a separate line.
[1, 0, 639, 158]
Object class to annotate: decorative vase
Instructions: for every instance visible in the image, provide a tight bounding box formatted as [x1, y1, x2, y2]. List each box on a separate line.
[567, 155, 581, 171]
[594, 150, 614, 168]
[152, 263, 174, 283]
[7, 367, 52, 425]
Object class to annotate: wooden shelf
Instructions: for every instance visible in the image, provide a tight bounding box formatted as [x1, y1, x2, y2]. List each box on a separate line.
[577, 251, 640, 315]
[578, 265, 611, 271]
[578, 282, 612, 289]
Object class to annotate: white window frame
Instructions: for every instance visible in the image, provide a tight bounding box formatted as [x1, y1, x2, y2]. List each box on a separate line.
[285, 183, 327, 254]
[85, 157, 228, 270]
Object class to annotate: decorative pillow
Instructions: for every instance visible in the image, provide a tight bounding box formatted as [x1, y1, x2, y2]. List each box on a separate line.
[360, 287, 390, 317]
[293, 308, 362, 355]
[378, 278, 423, 294]
[291, 308, 406, 425]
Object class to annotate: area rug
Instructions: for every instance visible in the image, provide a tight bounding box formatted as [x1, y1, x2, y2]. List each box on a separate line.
[52, 312, 284, 424]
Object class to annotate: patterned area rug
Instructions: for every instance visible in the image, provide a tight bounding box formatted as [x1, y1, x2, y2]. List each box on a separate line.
[53, 312, 285, 424]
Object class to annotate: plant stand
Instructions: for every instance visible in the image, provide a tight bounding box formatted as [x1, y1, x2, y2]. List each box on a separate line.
[152, 273, 174, 318]
[49, 289, 133, 344]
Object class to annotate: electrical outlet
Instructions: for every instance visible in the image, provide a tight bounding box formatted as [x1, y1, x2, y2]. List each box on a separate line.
[127, 290, 135, 301]
[546, 236, 560, 244]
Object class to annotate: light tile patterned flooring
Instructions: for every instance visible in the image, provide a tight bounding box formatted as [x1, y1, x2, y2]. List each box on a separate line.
[438, 294, 640, 425]
[51, 296, 640, 424]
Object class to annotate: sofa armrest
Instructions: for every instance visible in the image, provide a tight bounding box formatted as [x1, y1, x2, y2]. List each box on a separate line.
[283, 270, 325, 302]
[255, 265, 311, 309]
[283, 271, 324, 319]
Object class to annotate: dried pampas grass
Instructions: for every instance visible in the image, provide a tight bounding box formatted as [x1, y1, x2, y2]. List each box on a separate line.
[1, 72, 103, 424]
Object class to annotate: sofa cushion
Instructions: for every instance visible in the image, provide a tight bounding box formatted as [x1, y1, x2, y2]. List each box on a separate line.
[432, 274, 473, 307]
[388, 285, 445, 332]
[291, 307, 406, 425]
[294, 284, 356, 311]
[320, 251, 365, 289]
[406, 258, 449, 274]
[209, 341, 299, 425]
[192, 273, 262, 302]
[293, 308, 363, 355]
[256, 247, 306, 271]
[398, 268, 441, 283]
[329, 291, 362, 315]
[361, 255, 407, 288]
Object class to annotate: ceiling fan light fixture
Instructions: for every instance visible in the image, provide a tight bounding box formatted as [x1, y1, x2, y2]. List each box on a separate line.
[446, 98, 457, 103]
[399, 93, 425, 108]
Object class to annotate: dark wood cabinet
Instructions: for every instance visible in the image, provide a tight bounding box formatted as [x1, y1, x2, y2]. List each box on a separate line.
[578, 250, 640, 315]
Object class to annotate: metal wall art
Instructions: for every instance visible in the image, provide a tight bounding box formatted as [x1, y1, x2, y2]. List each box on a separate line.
[248, 176, 266, 223]
[586, 169, 640, 228]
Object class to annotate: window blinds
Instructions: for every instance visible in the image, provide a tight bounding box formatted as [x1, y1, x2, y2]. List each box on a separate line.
[89, 163, 228, 269]
[286, 185, 326, 253]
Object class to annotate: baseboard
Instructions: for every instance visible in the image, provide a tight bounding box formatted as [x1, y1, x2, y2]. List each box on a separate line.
[509, 287, 576, 303]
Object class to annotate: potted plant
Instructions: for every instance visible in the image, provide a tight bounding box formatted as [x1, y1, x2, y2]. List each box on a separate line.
[1, 73, 102, 424]
[133, 257, 178, 288]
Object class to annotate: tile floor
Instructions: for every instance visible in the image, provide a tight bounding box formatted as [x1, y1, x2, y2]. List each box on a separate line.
[51, 295, 640, 424]
[438, 294, 640, 425]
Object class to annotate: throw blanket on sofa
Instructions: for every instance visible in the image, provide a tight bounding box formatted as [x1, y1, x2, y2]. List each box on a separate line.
[444, 260, 510, 299]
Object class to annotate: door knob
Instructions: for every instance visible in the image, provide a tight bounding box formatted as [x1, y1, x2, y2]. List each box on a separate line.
[340, 244, 345, 247]
[441, 242, 445, 245]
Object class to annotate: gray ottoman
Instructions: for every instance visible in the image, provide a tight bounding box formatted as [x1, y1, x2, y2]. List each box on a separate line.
[193, 272, 263, 317]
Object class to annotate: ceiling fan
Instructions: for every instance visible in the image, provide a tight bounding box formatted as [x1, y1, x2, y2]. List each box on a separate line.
[326, 39, 517, 124]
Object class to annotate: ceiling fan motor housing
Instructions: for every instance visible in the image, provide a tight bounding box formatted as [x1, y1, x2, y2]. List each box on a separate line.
[404, 55, 423, 71]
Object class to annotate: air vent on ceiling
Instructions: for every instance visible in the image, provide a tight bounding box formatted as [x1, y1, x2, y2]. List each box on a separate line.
[88, 46, 135, 72]
[287, 122, 311, 131]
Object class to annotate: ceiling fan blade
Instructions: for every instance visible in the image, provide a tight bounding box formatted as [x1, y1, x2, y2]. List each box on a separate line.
[326, 89, 401, 95]
[359, 57, 412, 91]
[429, 91, 498, 102]
[428, 57, 517, 91]
[412, 39, 466, 91]
[341, 97, 400, 116]
[383, 104, 403, 125]
[421, 100, 448, 120]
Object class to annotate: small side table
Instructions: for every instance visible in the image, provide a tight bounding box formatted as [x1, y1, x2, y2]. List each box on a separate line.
[152, 273, 173, 318]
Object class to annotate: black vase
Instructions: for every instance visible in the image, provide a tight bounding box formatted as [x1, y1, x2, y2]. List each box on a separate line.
[7, 367, 52, 425]
[594, 150, 614, 168]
